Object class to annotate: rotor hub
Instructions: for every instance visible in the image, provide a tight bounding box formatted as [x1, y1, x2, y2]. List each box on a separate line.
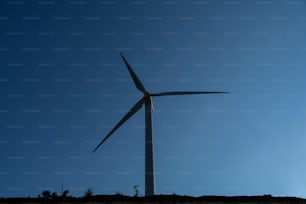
[144, 91, 150, 98]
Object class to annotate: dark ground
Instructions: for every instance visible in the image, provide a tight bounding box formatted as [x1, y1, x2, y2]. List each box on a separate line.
[1, 194, 306, 204]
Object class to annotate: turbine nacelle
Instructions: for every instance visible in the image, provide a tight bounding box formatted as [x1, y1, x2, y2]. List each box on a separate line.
[144, 91, 151, 97]
[144, 96, 154, 112]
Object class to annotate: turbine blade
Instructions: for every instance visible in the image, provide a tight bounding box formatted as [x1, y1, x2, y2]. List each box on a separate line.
[92, 97, 145, 153]
[150, 91, 229, 97]
[120, 52, 146, 93]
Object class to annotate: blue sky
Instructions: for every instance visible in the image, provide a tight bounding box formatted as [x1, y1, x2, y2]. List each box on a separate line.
[1, 0, 306, 198]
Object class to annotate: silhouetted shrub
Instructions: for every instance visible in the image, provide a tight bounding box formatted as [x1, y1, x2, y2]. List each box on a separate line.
[115, 191, 123, 196]
[133, 185, 139, 197]
[84, 187, 93, 198]
[51, 192, 58, 200]
[61, 190, 69, 198]
[42, 190, 51, 199]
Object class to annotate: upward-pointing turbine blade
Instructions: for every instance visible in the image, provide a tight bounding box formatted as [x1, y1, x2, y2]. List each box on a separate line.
[120, 52, 146, 93]
[150, 91, 229, 97]
[92, 97, 145, 153]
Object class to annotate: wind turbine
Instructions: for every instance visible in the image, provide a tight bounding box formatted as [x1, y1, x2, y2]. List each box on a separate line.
[93, 52, 228, 196]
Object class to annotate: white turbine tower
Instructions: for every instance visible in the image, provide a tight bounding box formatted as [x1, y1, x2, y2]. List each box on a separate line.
[93, 52, 228, 196]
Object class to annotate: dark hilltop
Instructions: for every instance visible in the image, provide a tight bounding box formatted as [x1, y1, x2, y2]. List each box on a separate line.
[1, 194, 306, 204]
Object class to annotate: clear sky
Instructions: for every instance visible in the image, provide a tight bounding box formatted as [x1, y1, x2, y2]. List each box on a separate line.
[1, 0, 306, 198]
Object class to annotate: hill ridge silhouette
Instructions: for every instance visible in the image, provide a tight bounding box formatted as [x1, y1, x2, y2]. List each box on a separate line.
[1, 194, 306, 204]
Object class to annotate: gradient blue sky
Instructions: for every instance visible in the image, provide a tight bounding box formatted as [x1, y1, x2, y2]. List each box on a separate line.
[1, 0, 306, 198]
